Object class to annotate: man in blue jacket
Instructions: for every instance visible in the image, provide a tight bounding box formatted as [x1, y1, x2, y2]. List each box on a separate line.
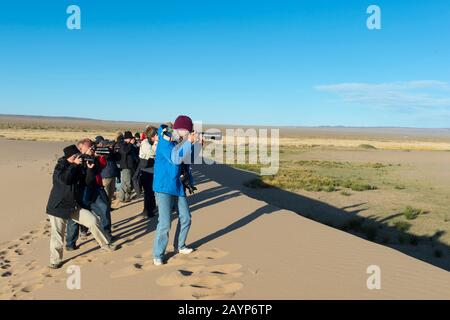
[152, 115, 199, 265]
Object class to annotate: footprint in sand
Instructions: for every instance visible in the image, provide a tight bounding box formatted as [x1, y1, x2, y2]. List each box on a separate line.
[0, 221, 62, 300]
[20, 283, 44, 294]
[74, 255, 95, 264]
[1, 271, 13, 277]
[157, 264, 244, 299]
[2, 279, 45, 300]
[1, 263, 12, 270]
[169, 247, 229, 266]
[110, 248, 229, 279]
[110, 260, 151, 278]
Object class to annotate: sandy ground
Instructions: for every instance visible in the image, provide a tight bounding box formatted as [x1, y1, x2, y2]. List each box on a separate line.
[0, 139, 450, 299]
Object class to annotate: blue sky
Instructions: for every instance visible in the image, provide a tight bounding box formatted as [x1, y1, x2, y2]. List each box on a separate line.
[1, 0, 449, 127]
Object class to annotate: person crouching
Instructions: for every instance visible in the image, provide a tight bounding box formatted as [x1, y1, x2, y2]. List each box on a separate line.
[46, 145, 116, 269]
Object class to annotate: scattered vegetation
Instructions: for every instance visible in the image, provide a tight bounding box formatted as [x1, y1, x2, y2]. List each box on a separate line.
[403, 206, 424, 220]
[232, 141, 450, 265]
[236, 161, 379, 193]
[359, 144, 377, 149]
[393, 220, 412, 232]
[341, 217, 364, 232]
[341, 181, 377, 191]
[339, 218, 378, 241]
[243, 178, 272, 189]
[294, 160, 388, 169]
[233, 163, 262, 173]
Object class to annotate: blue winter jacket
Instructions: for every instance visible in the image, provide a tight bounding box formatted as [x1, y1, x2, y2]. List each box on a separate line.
[153, 125, 194, 197]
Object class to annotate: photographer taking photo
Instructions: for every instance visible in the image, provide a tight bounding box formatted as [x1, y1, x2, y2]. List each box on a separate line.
[117, 131, 139, 203]
[136, 126, 158, 218]
[95, 136, 120, 208]
[65, 138, 114, 251]
[46, 145, 116, 269]
[152, 115, 199, 266]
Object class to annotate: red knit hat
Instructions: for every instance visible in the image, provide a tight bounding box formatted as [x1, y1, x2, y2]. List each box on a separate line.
[173, 115, 193, 132]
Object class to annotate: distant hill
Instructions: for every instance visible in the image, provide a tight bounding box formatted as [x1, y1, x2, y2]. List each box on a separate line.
[1, 114, 449, 141]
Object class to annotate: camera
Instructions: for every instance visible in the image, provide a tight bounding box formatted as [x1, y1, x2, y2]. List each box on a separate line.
[79, 154, 95, 166]
[200, 131, 222, 141]
[180, 163, 197, 194]
[93, 139, 119, 155]
[92, 146, 111, 155]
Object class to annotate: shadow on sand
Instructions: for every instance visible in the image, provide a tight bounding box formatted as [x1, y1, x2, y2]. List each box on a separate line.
[196, 163, 450, 271]
[66, 163, 449, 271]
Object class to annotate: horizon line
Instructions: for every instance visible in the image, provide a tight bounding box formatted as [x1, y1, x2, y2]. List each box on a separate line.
[1, 113, 449, 131]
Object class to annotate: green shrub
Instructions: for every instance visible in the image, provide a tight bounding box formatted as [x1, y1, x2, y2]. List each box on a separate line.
[368, 162, 385, 169]
[359, 144, 377, 149]
[344, 181, 377, 191]
[243, 178, 272, 189]
[393, 220, 412, 232]
[341, 217, 364, 232]
[403, 206, 423, 220]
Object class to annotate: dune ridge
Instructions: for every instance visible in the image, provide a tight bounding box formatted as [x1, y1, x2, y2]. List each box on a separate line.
[0, 139, 449, 300]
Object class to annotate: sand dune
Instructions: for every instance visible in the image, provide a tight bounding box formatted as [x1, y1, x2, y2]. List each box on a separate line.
[0, 139, 449, 300]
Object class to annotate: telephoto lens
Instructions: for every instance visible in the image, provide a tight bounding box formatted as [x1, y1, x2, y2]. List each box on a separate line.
[201, 131, 222, 141]
[93, 146, 111, 155]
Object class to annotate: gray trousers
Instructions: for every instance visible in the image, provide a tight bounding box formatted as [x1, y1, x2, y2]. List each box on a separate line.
[119, 169, 133, 202]
[48, 209, 110, 265]
[118, 169, 133, 202]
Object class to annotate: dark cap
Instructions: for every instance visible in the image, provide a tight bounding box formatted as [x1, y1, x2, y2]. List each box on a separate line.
[123, 131, 133, 140]
[63, 145, 80, 158]
[95, 135, 105, 144]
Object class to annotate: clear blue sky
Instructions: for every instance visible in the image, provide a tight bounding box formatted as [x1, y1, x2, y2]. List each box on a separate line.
[1, 0, 449, 127]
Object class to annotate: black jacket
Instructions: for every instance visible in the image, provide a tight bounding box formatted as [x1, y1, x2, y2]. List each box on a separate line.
[46, 157, 96, 219]
[118, 142, 138, 170]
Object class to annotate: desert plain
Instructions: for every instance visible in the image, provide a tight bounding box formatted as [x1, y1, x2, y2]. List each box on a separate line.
[0, 115, 449, 299]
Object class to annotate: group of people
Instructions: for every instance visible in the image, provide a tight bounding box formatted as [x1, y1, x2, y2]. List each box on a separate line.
[45, 115, 200, 268]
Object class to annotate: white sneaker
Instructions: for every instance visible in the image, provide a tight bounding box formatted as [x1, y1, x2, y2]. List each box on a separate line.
[153, 258, 163, 266]
[178, 247, 194, 255]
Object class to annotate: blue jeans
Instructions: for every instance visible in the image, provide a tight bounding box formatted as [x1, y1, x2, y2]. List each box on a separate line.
[66, 188, 112, 248]
[153, 192, 191, 260]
